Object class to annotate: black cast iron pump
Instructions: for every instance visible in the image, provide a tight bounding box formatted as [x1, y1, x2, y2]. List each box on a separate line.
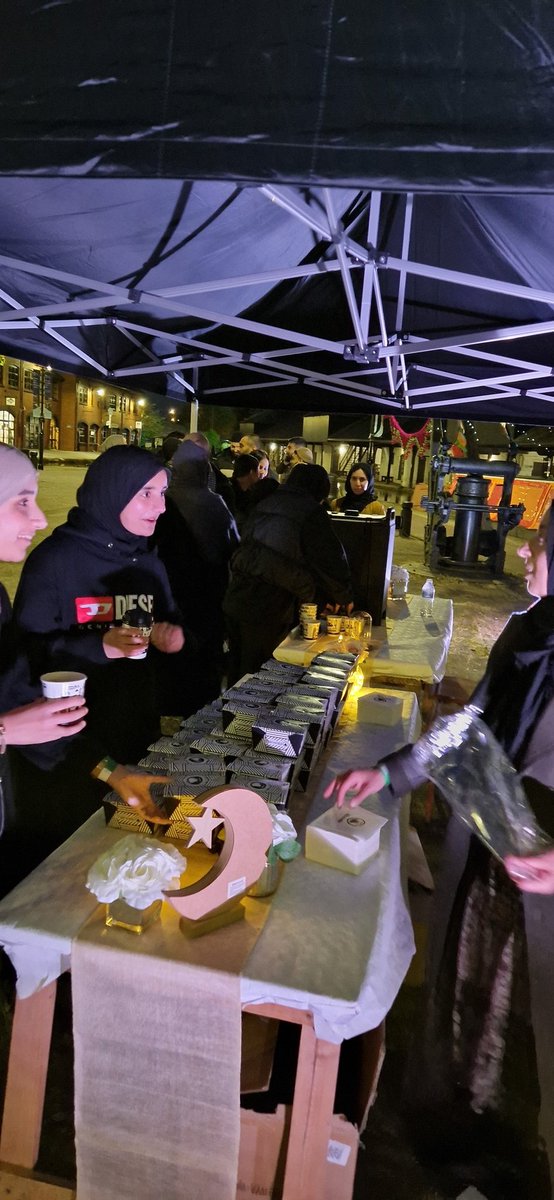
[423, 454, 523, 576]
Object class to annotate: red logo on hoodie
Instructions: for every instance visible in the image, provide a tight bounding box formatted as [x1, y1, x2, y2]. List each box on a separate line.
[75, 596, 114, 624]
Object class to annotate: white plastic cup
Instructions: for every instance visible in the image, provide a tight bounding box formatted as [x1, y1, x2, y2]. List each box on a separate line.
[40, 671, 87, 699]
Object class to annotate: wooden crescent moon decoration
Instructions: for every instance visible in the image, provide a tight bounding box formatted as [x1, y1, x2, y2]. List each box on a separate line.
[164, 785, 274, 923]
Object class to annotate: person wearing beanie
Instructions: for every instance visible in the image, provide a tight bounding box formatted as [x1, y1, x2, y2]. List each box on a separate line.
[224, 463, 352, 682]
[11, 446, 184, 869]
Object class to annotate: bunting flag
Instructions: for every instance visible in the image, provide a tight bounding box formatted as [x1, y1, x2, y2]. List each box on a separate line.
[389, 417, 432, 459]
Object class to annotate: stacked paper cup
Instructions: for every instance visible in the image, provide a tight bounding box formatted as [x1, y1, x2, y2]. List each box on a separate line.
[299, 604, 320, 639]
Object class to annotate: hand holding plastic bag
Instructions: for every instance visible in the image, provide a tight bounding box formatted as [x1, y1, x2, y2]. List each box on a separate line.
[413, 705, 553, 861]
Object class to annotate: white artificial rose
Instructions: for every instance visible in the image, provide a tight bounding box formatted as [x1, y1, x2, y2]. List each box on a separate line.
[267, 803, 298, 848]
[86, 835, 186, 909]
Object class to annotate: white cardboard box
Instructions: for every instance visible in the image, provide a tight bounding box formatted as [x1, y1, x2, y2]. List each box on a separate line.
[357, 688, 403, 726]
[305, 804, 387, 875]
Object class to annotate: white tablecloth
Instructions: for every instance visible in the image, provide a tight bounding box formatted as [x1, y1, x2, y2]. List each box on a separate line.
[368, 595, 453, 683]
[274, 595, 454, 684]
[0, 690, 420, 1044]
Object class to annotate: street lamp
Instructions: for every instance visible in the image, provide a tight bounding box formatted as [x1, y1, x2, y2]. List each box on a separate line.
[32, 364, 52, 470]
[136, 398, 146, 446]
[117, 393, 129, 432]
[169, 408, 176, 423]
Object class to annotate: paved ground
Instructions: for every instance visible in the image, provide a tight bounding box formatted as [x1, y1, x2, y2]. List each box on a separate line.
[394, 506, 531, 688]
[1, 465, 537, 1199]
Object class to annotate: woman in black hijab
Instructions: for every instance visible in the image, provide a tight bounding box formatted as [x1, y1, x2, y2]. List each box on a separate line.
[11, 447, 183, 870]
[326, 505, 554, 1197]
[330, 461, 385, 515]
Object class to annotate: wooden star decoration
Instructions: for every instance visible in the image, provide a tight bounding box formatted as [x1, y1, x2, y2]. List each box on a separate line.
[186, 807, 225, 849]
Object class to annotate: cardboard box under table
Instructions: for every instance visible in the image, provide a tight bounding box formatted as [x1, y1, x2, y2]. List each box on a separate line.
[0, 693, 420, 1200]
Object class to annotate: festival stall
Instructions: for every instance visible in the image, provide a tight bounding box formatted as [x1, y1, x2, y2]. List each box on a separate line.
[0, 647, 424, 1200]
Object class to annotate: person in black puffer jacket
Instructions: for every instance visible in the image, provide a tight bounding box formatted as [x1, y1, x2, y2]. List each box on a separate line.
[223, 464, 352, 683]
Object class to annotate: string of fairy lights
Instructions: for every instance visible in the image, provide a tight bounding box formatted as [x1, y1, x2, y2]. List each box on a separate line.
[463, 420, 554, 457]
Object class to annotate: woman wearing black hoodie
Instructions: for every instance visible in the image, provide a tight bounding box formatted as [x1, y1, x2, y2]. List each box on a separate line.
[12, 446, 184, 865]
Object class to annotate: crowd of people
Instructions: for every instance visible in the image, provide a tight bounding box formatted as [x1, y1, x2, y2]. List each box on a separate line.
[2, 430, 554, 1193]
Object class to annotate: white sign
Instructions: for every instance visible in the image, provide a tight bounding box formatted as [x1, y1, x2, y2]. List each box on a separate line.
[5, 396, 16, 407]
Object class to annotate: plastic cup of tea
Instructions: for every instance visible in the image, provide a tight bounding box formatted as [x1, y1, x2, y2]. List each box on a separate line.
[40, 671, 87, 698]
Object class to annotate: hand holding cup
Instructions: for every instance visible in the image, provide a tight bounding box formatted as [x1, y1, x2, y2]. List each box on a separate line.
[103, 626, 149, 659]
[1, 694, 87, 745]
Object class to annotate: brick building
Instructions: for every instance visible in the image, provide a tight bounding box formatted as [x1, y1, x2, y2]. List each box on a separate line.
[0, 353, 145, 451]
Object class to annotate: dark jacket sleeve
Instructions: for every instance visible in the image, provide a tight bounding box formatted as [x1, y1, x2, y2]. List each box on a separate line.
[380, 742, 428, 796]
[228, 535, 317, 603]
[379, 614, 525, 798]
[151, 552, 182, 625]
[0, 585, 37, 712]
[14, 543, 109, 675]
[200, 499, 240, 566]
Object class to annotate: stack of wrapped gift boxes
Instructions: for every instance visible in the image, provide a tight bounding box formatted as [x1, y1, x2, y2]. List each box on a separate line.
[103, 650, 358, 842]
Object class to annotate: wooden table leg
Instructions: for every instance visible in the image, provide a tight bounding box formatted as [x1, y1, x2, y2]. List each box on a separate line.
[281, 1022, 341, 1200]
[0, 980, 57, 1168]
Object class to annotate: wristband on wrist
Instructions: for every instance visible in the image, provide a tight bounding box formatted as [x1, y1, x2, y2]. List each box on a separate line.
[91, 755, 118, 783]
[0, 722, 6, 755]
[378, 763, 391, 788]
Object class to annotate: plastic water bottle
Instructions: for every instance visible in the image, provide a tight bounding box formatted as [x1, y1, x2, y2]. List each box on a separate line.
[420, 578, 435, 619]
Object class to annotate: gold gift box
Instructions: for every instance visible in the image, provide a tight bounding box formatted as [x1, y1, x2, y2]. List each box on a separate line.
[102, 793, 205, 843]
